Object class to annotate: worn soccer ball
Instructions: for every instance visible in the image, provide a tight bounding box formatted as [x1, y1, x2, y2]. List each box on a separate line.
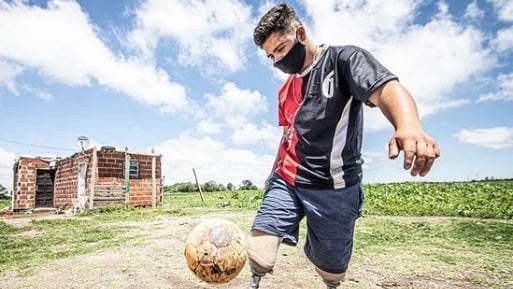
[184, 218, 247, 284]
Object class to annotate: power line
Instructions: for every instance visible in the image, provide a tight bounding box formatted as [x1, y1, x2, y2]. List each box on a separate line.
[0, 138, 75, 152]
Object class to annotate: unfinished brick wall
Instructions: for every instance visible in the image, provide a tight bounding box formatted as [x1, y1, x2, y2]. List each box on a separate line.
[128, 154, 162, 207]
[97, 151, 124, 179]
[95, 151, 162, 207]
[11, 149, 162, 210]
[12, 157, 50, 209]
[53, 151, 92, 208]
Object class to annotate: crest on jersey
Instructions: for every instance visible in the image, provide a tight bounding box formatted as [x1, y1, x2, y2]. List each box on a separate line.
[322, 70, 335, 98]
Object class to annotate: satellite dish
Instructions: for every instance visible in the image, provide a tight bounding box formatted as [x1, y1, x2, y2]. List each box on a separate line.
[76, 136, 89, 151]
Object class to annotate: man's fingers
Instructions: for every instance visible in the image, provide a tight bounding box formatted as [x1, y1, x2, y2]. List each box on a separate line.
[420, 158, 435, 177]
[419, 142, 438, 176]
[434, 140, 441, 158]
[402, 141, 416, 170]
[411, 141, 428, 176]
[388, 138, 400, 159]
[389, 134, 440, 175]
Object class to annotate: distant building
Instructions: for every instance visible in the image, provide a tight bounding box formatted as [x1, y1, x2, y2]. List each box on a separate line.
[12, 146, 162, 210]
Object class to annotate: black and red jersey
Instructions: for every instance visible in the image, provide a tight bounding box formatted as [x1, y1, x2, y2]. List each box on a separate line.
[275, 45, 398, 189]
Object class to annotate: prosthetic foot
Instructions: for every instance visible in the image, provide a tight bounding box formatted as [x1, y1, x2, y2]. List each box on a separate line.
[317, 267, 343, 289]
[247, 274, 261, 289]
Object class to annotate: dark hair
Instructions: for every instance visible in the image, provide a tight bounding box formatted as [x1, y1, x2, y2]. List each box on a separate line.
[253, 3, 302, 47]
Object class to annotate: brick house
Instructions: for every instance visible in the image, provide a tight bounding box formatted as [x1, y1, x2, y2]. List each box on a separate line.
[12, 146, 162, 211]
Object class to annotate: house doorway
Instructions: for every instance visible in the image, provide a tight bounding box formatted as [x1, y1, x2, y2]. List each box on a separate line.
[35, 169, 55, 207]
[77, 162, 87, 201]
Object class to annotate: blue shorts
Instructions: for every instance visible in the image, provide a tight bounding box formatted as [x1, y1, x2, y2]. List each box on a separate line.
[251, 173, 364, 274]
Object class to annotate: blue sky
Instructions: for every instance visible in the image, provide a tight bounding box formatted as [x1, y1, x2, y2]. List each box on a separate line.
[1, 0, 512, 190]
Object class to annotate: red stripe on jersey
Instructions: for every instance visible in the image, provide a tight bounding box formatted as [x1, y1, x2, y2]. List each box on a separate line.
[275, 75, 303, 186]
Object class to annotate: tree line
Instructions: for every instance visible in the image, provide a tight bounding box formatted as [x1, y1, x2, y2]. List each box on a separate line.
[0, 184, 9, 199]
[164, 179, 259, 193]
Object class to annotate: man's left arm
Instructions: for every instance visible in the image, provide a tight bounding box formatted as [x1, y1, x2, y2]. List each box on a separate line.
[368, 80, 440, 177]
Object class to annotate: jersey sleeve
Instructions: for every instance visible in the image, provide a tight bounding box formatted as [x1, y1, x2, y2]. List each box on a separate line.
[338, 46, 398, 106]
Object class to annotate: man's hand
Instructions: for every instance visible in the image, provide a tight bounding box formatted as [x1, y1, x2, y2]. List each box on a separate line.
[388, 127, 440, 177]
[368, 80, 440, 177]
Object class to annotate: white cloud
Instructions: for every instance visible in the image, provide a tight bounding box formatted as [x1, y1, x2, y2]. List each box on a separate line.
[374, 12, 490, 115]
[0, 0, 188, 112]
[0, 59, 53, 100]
[464, 1, 485, 20]
[205, 82, 278, 147]
[364, 97, 471, 132]
[302, 0, 417, 47]
[0, 59, 23, 95]
[196, 119, 222, 136]
[205, 82, 281, 149]
[493, 27, 513, 52]
[18, 84, 53, 101]
[153, 133, 274, 187]
[418, 99, 472, 116]
[206, 82, 268, 128]
[128, 0, 253, 73]
[231, 122, 282, 149]
[298, 0, 491, 131]
[0, 147, 16, 192]
[361, 150, 388, 170]
[256, 1, 277, 16]
[489, 0, 513, 22]
[478, 72, 513, 102]
[254, 47, 289, 81]
[455, 127, 513, 149]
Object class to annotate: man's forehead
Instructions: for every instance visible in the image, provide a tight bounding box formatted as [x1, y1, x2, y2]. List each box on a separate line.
[263, 31, 291, 53]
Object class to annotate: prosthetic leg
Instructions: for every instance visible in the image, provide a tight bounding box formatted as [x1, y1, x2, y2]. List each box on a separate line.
[316, 267, 346, 289]
[247, 230, 346, 288]
[246, 230, 281, 289]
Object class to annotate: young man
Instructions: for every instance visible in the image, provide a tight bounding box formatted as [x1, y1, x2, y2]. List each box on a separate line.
[248, 3, 440, 289]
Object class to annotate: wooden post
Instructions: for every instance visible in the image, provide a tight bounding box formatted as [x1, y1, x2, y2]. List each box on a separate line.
[160, 174, 165, 205]
[192, 168, 205, 205]
[151, 150, 156, 209]
[124, 149, 130, 206]
[88, 147, 98, 209]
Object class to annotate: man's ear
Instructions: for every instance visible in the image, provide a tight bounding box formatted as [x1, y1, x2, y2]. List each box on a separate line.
[296, 25, 306, 43]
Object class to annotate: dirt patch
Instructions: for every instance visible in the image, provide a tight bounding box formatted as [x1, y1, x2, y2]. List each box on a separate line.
[0, 212, 351, 288]
[13, 229, 44, 238]
[1, 212, 510, 289]
[1, 212, 71, 227]
[377, 275, 484, 289]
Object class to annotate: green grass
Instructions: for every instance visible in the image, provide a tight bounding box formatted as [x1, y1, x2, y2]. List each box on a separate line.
[78, 204, 188, 221]
[0, 199, 10, 209]
[162, 190, 262, 211]
[364, 181, 513, 219]
[350, 216, 513, 288]
[354, 217, 513, 249]
[0, 218, 124, 272]
[0, 203, 202, 273]
[161, 181, 513, 219]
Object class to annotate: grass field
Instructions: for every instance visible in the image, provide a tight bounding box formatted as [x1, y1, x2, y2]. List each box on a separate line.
[162, 180, 513, 219]
[1, 180, 512, 288]
[0, 198, 10, 209]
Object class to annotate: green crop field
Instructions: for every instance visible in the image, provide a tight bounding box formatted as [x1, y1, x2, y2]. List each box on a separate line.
[162, 180, 513, 219]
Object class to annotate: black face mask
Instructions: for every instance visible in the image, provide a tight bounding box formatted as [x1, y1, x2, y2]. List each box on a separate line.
[274, 39, 306, 74]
